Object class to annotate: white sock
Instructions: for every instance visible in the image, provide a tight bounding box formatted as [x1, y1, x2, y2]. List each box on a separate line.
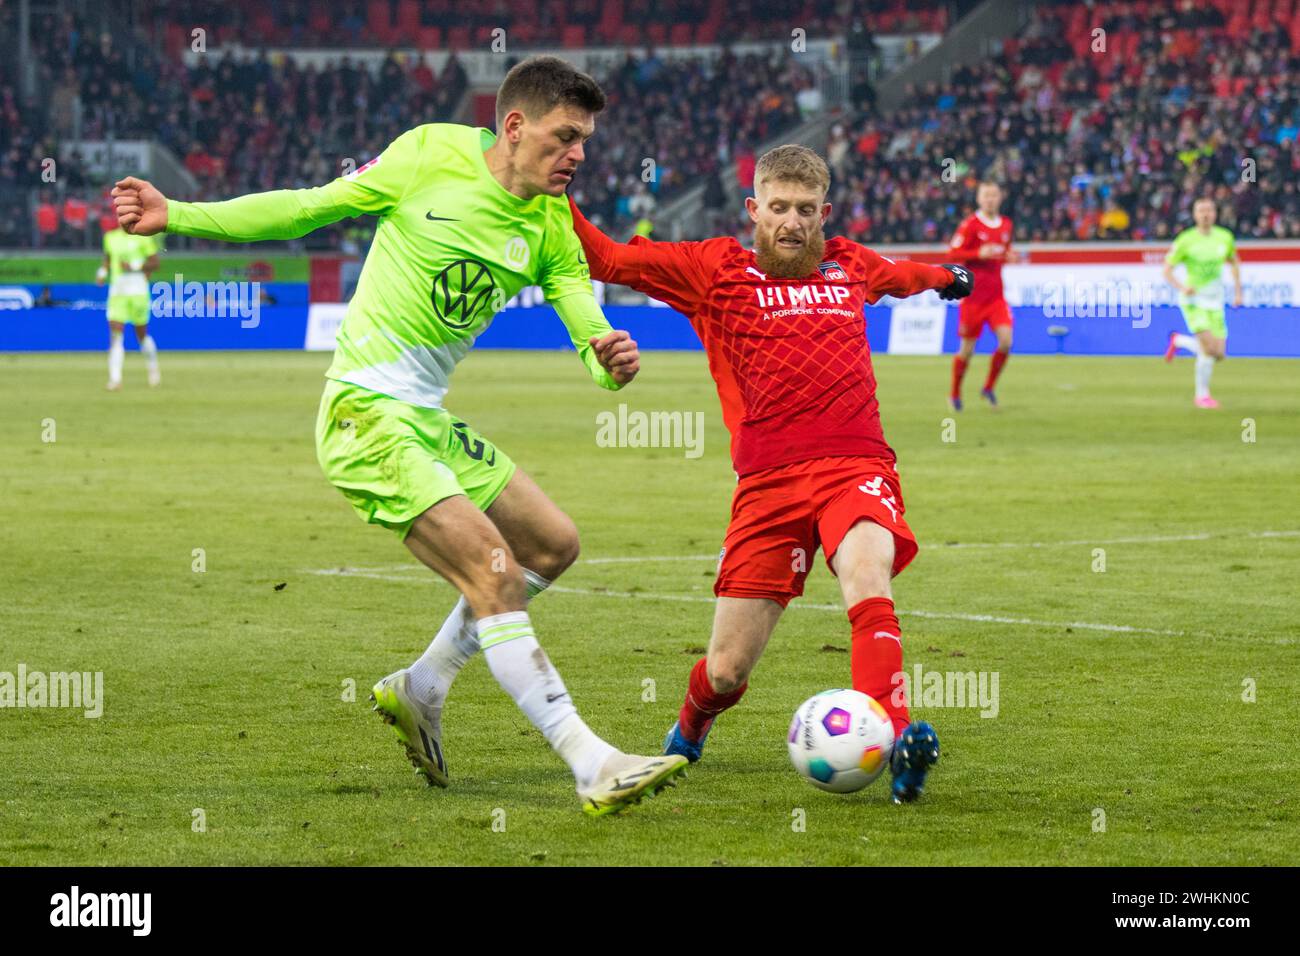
[407, 568, 552, 703]
[476, 610, 614, 787]
[141, 335, 159, 375]
[1173, 333, 1201, 354]
[407, 596, 477, 703]
[1195, 354, 1215, 399]
[108, 332, 125, 384]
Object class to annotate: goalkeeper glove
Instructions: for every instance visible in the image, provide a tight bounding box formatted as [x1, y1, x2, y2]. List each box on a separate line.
[938, 264, 973, 300]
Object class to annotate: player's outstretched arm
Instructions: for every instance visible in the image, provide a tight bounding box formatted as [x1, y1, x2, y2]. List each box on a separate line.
[567, 197, 717, 315]
[861, 246, 972, 301]
[567, 197, 645, 286]
[112, 127, 423, 243]
[114, 176, 377, 243]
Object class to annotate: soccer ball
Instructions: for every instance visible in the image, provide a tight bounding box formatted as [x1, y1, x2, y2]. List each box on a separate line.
[787, 689, 894, 793]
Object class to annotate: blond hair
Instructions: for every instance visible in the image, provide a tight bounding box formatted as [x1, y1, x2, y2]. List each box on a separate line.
[754, 144, 830, 196]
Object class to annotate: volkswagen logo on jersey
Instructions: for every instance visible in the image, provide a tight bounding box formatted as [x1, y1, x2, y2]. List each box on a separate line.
[431, 259, 498, 329]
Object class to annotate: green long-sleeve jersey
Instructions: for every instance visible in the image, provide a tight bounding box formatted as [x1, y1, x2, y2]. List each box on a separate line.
[165, 123, 619, 406]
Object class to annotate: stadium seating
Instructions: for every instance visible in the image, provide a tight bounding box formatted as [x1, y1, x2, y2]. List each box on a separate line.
[6, 8, 816, 249]
[135, 0, 949, 51]
[826, 0, 1300, 243]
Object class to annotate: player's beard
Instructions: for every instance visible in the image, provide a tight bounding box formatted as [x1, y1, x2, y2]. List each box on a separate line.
[754, 222, 827, 279]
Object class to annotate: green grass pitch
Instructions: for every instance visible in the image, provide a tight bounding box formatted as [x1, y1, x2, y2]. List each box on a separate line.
[1, 349, 1297, 866]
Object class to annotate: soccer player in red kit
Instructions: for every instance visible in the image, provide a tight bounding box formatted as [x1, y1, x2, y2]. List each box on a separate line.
[569, 145, 972, 802]
[947, 181, 1017, 410]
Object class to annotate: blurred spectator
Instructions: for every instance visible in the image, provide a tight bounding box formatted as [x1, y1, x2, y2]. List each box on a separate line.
[36, 202, 60, 240]
[735, 147, 756, 192]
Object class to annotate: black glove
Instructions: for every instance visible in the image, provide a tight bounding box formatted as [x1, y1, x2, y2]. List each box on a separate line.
[938, 264, 973, 300]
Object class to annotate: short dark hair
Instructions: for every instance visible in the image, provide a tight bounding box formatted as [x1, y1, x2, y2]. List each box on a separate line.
[495, 56, 606, 129]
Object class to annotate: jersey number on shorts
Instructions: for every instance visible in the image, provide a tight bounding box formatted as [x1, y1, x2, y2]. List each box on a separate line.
[858, 476, 898, 522]
[451, 421, 496, 466]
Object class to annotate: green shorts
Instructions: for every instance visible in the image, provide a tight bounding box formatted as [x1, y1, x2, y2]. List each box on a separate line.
[107, 294, 150, 325]
[315, 378, 516, 537]
[1182, 305, 1228, 339]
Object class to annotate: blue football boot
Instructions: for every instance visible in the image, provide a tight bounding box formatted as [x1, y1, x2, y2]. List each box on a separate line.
[663, 719, 712, 763]
[890, 721, 939, 804]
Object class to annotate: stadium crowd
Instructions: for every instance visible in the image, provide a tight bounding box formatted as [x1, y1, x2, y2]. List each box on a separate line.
[7, 9, 818, 249]
[826, 3, 1300, 243]
[8, 1, 1299, 251]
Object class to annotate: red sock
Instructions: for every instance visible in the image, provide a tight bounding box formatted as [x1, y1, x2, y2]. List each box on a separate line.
[984, 349, 1009, 390]
[678, 657, 746, 742]
[950, 355, 968, 398]
[848, 597, 910, 738]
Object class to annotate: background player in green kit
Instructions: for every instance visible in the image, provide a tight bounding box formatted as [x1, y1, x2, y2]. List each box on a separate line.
[1162, 197, 1242, 409]
[109, 56, 686, 815]
[97, 216, 162, 391]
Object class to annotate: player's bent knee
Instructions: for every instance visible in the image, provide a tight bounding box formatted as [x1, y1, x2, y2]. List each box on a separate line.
[846, 569, 892, 605]
[521, 513, 579, 581]
[706, 658, 749, 694]
[548, 514, 581, 574]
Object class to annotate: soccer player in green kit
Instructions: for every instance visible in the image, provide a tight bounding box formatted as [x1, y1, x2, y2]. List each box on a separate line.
[110, 56, 687, 815]
[97, 216, 162, 391]
[1162, 197, 1243, 408]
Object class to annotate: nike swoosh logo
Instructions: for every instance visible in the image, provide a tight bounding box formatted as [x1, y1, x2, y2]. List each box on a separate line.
[546, 692, 569, 704]
[426, 212, 459, 221]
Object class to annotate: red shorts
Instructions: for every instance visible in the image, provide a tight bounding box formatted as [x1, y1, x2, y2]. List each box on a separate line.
[714, 456, 919, 608]
[958, 299, 1013, 339]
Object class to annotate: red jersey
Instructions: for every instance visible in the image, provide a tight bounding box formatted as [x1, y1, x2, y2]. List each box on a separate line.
[570, 201, 955, 477]
[947, 212, 1013, 304]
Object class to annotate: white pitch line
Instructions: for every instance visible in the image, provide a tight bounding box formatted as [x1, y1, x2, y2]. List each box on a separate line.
[545, 585, 1184, 636]
[935, 529, 1300, 550]
[309, 527, 1300, 578]
[304, 568, 1184, 636]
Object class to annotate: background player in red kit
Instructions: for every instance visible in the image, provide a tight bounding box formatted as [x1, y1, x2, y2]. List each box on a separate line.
[947, 181, 1017, 410]
[570, 145, 972, 803]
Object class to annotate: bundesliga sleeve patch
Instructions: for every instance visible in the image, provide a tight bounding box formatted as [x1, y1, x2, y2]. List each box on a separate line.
[817, 261, 848, 281]
[344, 156, 381, 180]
